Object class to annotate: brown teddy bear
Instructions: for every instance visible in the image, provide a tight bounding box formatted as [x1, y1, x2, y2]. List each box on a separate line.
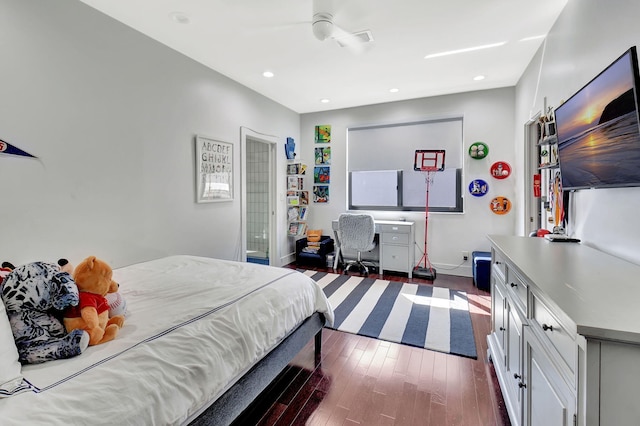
[63, 256, 125, 346]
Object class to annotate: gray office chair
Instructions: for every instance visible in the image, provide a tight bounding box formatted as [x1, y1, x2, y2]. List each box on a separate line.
[338, 213, 376, 275]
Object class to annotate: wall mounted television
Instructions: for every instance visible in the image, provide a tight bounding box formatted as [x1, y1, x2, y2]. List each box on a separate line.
[554, 46, 640, 191]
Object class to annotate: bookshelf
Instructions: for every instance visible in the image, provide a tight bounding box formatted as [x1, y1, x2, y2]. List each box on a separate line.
[286, 162, 309, 237]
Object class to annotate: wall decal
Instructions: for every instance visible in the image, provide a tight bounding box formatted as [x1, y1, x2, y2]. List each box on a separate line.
[490, 161, 511, 179]
[469, 142, 488, 159]
[490, 196, 511, 215]
[468, 179, 489, 197]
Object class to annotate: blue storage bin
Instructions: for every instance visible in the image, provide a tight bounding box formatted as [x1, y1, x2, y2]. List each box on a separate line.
[472, 251, 491, 292]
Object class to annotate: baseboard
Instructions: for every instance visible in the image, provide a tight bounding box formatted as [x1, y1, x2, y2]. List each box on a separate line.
[429, 262, 472, 278]
[281, 253, 296, 266]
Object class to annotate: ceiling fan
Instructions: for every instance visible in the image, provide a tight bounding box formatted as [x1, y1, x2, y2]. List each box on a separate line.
[311, 0, 373, 52]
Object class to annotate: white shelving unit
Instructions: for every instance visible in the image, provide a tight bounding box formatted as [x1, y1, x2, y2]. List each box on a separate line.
[286, 161, 309, 237]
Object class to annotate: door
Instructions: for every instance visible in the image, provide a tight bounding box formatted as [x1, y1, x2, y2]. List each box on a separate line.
[240, 127, 278, 266]
[524, 327, 576, 426]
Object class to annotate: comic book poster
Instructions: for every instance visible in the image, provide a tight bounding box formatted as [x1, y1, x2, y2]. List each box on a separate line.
[314, 125, 331, 143]
[314, 146, 331, 165]
[314, 166, 330, 184]
[313, 185, 329, 203]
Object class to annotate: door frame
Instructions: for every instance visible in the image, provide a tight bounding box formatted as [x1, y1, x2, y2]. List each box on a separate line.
[240, 127, 279, 266]
[523, 113, 542, 236]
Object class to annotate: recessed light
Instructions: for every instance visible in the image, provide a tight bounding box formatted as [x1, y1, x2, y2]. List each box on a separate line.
[262, 71, 274, 78]
[520, 35, 545, 42]
[169, 12, 190, 24]
[424, 41, 506, 59]
[320, 99, 330, 104]
[473, 75, 485, 81]
[389, 88, 399, 93]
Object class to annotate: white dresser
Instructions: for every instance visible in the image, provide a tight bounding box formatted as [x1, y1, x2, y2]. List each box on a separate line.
[487, 235, 640, 426]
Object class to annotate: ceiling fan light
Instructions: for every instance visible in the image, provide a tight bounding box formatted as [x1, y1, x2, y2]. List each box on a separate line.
[312, 14, 334, 41]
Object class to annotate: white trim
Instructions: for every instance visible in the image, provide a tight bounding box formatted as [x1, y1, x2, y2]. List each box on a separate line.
[240, 127, 279, 266]
[523, 113, 542, 235]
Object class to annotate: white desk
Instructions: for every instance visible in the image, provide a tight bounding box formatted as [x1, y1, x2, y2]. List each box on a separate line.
[332, 219, 415, 278]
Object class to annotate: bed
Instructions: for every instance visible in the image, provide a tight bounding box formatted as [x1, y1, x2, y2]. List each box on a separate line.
[0, 255, 334, 425]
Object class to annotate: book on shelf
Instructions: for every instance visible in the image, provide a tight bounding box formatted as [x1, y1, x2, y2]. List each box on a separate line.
[288, 221, 307, 236]
[287, 206, 299, 221]
[299, 191, 309, 205]
[298, 206, 308, 221]
[287, 176, 304, 190]
[286, 162, 307, 175]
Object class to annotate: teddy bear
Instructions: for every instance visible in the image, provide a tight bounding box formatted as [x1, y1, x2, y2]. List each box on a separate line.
[1, 261, 90, 364]
[58, 258, 127, 318]
[63, 256, 125, 345]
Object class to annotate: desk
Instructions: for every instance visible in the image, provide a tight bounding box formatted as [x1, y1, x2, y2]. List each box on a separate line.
[332, 219, 415, 278]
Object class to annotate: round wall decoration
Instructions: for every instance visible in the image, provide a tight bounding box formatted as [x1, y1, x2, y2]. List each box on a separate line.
[490, 161, 511, 179]
[490, 196, 512, 215]
[469, 142, 488, 159]
[468, 179, 489, 197]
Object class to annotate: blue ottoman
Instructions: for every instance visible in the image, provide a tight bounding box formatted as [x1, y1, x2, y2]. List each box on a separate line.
[472, 251, 491, 292]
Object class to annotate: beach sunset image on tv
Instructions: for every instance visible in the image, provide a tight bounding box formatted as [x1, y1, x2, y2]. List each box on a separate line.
[555, 47, 640, 190]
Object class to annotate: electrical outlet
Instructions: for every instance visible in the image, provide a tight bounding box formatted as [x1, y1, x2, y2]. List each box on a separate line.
[462, 251, 469, 261]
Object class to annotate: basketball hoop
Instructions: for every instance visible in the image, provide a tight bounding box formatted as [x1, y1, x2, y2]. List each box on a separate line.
[414, 150, 445, 172]
[413, 150, 445, 280]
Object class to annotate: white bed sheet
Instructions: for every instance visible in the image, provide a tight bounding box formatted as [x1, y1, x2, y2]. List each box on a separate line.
[0, 255, 333, 425]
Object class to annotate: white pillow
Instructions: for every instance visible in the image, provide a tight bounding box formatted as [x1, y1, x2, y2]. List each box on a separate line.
[0, 298, 27, 397]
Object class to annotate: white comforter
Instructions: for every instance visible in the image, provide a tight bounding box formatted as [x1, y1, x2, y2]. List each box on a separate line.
[0, 255, 333, 425]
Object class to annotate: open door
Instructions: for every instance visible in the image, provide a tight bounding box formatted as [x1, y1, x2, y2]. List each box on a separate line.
[240, 127, 278, 266]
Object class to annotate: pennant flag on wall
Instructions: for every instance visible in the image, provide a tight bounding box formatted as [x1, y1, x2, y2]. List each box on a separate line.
[0, 139, 37, 159]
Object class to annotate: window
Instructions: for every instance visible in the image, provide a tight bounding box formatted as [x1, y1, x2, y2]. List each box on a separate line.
[347, 117, 463, 212]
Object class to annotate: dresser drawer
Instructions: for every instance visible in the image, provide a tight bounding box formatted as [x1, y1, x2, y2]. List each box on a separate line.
[382, 232, 409, 245]
[505, 267, 528, 310]
[492, 249, 506, 280]
[378, 223, 411, 234]
[531, 293, 576, 377]
[382, 244, 409, 272]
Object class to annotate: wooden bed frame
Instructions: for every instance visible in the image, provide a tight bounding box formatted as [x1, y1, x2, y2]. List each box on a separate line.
[188, 312, 326, 425]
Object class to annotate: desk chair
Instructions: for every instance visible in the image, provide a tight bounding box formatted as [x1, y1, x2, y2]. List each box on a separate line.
[338, 213, 376, 275]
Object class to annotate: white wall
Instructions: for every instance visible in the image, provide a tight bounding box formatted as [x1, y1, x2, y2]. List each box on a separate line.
[301, 88, 516, 277]
[514, 0, 640, 265]
[13, 0, 633, 274]
[0, 0, 299, 268]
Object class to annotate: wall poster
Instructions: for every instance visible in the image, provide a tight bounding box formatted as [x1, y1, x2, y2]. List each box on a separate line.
[313, 185, 329, 203]
[195, 135, 233, 203]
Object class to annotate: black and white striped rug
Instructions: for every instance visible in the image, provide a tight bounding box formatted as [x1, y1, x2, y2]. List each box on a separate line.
[304, 271, 477, 359]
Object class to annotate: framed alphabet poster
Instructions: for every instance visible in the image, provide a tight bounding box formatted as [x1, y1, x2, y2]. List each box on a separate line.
[195, 135, 233, 203]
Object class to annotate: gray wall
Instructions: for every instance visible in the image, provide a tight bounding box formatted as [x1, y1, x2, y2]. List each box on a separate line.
[301, 87, 517, 276]
[514, 0, 640, 264]
[0, 0, 299, 267]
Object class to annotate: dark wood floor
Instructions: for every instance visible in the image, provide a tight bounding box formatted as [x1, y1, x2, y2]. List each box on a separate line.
[232, 265, 510, 426]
